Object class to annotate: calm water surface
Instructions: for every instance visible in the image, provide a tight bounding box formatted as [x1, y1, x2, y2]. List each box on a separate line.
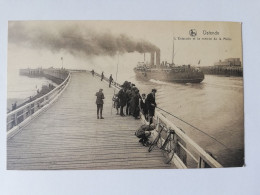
[7, 71, 57, 111]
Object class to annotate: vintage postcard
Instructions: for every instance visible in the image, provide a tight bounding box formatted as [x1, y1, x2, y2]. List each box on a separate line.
[7, 21, 243, 170]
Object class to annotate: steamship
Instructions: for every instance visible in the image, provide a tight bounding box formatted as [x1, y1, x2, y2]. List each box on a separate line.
[134, 50, 204, 83]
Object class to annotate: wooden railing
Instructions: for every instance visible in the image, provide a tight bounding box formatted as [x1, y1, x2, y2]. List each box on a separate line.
[7, 71, 71, 134]
[92, 70, 222, 168]
[153, 112, 222, 168]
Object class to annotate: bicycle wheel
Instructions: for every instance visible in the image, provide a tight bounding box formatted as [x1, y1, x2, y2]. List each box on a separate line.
[148, 134, 160, 152]
[162, 137, 175, 164]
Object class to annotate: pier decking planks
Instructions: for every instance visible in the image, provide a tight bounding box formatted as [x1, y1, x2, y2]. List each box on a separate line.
[7, 72, 176, 170]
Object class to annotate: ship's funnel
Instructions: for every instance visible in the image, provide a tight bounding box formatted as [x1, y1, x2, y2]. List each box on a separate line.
[150, 52, 155, 66]
[156, 49, 160, 66]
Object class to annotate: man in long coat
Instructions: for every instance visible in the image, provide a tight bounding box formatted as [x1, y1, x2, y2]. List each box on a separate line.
[146, 89, 157, 124]
[125, 88, 132, 115]
[118, 87, 127, 116]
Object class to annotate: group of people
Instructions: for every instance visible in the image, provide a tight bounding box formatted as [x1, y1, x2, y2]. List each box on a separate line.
[94, 72, 159, 147]
[94, 70, 157, 125]
[112, 80, 157, 124]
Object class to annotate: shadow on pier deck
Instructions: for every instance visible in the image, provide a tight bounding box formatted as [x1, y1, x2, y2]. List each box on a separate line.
[7, 72, 176, 170]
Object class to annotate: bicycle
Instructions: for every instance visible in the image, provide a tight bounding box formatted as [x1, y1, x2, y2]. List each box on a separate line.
[148, 124, 178, 164]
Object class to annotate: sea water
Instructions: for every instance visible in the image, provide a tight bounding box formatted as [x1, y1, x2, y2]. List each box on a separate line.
[7, 70, 57, 111]
[117, 73, 244, 167]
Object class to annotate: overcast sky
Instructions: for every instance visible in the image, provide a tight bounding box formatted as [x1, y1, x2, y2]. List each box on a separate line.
[8, 20, 242, 77]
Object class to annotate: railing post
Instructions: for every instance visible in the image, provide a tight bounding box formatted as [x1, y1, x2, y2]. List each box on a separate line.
[14, 113, 18, 126]
[7, 116, 12, 130]
[175, 135, 187, 166]
[41, 97, 44, 107]
[45, 95, 49, 104]
[198, 157, 205, 168]
[22, 108, 27, 121]
[44, 96, 47, 105]
[19, 109, 24, 123]
[156, 116, 160, 131]
[29, 104, 32, 115]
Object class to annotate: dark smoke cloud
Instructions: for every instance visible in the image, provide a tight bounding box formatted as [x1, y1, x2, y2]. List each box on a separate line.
[8, 22, 159, 57]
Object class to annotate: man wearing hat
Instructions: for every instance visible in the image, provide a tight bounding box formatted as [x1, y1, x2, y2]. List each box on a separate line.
[146, 89, 157, 124]
[96, 88, 105, 119]
[118, 85, 127, 116]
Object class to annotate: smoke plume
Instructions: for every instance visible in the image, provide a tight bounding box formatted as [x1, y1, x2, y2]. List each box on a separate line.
[8, 22, 159, 57]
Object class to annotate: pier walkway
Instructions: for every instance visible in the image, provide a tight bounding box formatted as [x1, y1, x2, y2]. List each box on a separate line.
[7, 72, 176, 170]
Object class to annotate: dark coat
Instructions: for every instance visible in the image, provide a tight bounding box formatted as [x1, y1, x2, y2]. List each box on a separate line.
[146, 92, 156, 116]
[118, 88, 127, 106]
[132, 93, 140, 117]
[96, 91, 105, 105]
[140, 98, 148, 114]
[126, 89, 132, 103]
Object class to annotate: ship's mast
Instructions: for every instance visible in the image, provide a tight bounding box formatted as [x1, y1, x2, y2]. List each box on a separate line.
[144, 53, 145, 62]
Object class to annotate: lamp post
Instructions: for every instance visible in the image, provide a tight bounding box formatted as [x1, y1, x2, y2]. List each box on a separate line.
[172, 36, 174, 65]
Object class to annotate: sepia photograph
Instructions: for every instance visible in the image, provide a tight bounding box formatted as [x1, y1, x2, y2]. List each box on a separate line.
[6, 20, 243, 170]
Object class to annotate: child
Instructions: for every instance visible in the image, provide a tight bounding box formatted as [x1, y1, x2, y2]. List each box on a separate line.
[112, 94, 120, 115]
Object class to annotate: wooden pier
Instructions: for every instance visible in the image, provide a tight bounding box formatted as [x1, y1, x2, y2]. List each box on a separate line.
[7, 72, 176, 170]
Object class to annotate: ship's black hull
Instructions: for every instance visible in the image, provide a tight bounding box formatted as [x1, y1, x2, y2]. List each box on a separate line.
[134, 69, 204, 83]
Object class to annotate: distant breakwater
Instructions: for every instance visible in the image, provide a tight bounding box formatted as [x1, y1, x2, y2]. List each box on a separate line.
[9, 68, 69, 113]
[199, 66, 243, 77]
[19, 68, 69, 85]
